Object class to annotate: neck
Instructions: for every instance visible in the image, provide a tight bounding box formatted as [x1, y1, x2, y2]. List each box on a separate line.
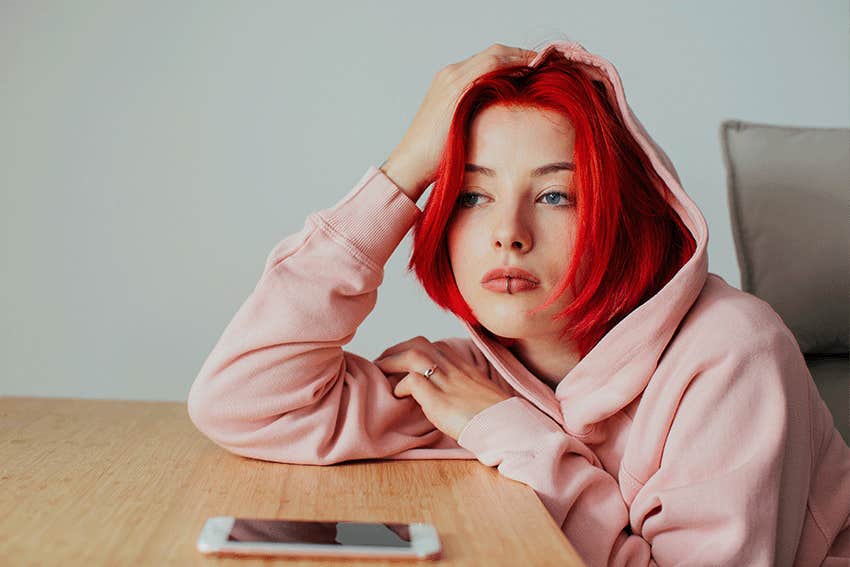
[508, 335, 581, 389]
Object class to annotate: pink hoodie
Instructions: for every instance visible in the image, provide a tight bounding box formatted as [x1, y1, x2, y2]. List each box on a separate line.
[187, 41, 850, 566]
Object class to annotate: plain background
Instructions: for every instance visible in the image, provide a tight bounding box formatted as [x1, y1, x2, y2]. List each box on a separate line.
[1, 1, 848, 401]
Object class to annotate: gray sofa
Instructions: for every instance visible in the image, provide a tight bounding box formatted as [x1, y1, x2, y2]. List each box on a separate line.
[719, 119, 849, 445]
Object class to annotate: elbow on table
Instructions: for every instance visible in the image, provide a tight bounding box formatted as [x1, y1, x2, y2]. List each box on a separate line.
[185, 381, 326, 464]
[186, 382, 220, 442]
[186, 390, 265, 459]
[185, 376, 249, 448]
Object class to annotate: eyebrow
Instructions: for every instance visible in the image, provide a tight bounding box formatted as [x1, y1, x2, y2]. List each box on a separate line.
[464, 161, 575, 177]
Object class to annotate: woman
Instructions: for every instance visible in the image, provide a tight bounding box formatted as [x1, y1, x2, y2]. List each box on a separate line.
[187, 40, 850, 565]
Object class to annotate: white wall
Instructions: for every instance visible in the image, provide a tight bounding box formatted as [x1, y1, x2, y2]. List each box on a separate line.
[1, 0, 847, 401]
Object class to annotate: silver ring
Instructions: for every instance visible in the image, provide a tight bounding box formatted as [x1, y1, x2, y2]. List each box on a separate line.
[422, 364, 438, 379]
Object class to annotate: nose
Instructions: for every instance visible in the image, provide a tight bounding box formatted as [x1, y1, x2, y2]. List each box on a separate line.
[492, 208, 532, 252]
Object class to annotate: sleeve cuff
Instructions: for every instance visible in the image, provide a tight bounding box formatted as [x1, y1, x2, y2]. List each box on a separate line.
[318, 165, 423, 267]
[457, 396, 566, 457]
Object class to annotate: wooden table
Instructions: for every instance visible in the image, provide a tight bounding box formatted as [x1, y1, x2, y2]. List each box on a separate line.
[0, 397, 585, 566]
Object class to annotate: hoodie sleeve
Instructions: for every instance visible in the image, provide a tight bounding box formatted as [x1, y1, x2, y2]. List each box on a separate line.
[456, 324, 814, 566]
[187, 165, 463, 464]
[456, 396, 656, 566]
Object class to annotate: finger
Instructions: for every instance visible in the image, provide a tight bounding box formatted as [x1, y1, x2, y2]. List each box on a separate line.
[455, 46, 534, 78]
[486, 44, 537, 62]
[375, 348, 455, 390]
[461, 52, 531, 79]
[432, 340, 479, 377]
[374, 338, 479, 387]
[496, 55, 525, 65]
[393, 373, 411, 397]
[374, 335, 432, 361]
[485, 43, 536, 57]
[375, 337, 458, 377]
[393, 372, 441, 402]
[502, 50, 537, 61]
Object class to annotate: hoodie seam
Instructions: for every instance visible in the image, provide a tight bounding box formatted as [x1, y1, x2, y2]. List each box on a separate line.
[310, 213, 382, 274]
[807, 501, 831, 545]
[461, 397, 570, 459]
[263, 216, 321, 271]
[804, 371, 832, 543]
[621, 464, 647, 488]
[524, 411, 583, 458]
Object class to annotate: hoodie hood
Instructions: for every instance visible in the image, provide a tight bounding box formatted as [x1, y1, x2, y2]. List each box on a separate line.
[458, 40, 709, 436]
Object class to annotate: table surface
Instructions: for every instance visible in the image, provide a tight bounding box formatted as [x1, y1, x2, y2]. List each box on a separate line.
[0, 396, 585, 566]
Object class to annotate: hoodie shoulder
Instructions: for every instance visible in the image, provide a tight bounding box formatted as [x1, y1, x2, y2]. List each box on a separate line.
[628, 272, 808, 467]
[675, 272, 799, 355]
[624, 271, 815, 489]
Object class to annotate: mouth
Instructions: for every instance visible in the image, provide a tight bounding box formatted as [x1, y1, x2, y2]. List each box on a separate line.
[481, 277, 539, 294]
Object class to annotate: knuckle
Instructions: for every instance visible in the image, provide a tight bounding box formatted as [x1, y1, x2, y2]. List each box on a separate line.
[410, 348, 432, 365]
[403, 374, 423, 393]
[433, 340, 451, 357]
[438, 63, 457, 80]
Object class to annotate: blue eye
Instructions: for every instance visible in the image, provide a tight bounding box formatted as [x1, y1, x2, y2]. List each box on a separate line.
[540, 191, 572, 206]
[457, 192, 484, 208]
[456, 190, 573, 208]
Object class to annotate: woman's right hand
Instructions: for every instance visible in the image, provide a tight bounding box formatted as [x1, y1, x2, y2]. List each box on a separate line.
[381, 43, 538, 203]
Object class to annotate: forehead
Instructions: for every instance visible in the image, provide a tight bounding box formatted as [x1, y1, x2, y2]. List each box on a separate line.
[466, 105, 575, 162]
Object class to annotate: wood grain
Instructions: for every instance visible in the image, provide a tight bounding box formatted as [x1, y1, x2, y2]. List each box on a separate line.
[0, 397, 585, 566]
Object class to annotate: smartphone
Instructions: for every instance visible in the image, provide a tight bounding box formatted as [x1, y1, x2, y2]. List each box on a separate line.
[196, 516, 442, 560]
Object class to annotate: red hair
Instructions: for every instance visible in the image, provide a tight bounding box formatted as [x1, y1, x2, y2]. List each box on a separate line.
[407, 50, 696, 359]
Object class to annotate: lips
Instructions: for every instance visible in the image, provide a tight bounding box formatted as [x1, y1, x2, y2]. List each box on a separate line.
[480, 267, 541, 284]
[482, 278, 539, 293]
[480, 267, 541, 294]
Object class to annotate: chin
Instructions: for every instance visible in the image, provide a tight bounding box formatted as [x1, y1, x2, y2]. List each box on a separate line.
[474, 322, 520, 347]
[475, 317, 533, 341]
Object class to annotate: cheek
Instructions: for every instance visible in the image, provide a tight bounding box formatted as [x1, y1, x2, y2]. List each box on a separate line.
[446, 222, 476, 284]
[546, 219, 577, 251]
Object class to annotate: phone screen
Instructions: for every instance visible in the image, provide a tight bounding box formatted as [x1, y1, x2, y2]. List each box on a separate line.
[226, 518, 413, 549]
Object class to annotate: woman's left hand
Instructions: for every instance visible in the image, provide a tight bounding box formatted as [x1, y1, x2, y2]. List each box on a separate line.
[373, 336, 513, 441]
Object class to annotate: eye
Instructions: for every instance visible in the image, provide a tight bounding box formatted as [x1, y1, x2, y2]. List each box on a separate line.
[456, 189, 574, 208]
[539, 191, 573, 206]
[457, 191, 485, 208]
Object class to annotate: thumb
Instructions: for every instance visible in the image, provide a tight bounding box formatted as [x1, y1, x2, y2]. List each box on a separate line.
[393, 373, 439, 400]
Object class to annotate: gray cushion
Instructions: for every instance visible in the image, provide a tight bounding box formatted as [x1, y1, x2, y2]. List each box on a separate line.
[720, 120, 849, 355]
[806, 355, 850, 442]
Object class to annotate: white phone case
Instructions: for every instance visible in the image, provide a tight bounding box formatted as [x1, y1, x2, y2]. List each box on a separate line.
[196, 516, 443, 560]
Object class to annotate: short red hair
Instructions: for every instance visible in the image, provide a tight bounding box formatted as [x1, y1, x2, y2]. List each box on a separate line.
[407, 50, 696, 359]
